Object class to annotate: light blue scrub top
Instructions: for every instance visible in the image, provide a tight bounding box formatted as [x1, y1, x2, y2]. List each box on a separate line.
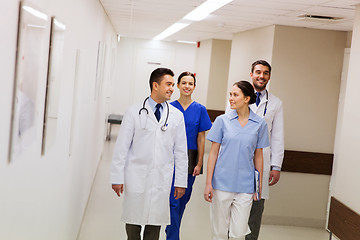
[206, 109, 269, 193]
[171, 101, 212, 150]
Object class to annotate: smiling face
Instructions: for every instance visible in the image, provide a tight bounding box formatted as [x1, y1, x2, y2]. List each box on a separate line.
[153, 74, 175, 102]
[229, 85, 250, 110]
[250, 64, 271, 91]
[177, 75, 195, 97]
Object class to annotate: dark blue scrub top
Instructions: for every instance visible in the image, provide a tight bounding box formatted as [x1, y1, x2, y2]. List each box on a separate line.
[170, 101, 212, 150]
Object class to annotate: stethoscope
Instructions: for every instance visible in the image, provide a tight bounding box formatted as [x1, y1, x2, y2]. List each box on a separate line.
[139, 96, 169, 131]
[259, 90, 269, 117]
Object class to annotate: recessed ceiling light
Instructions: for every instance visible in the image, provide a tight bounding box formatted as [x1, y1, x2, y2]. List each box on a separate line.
[177, 40, 197, 44]
[184, 0, 234, 21]
[153, 23, 190, 41]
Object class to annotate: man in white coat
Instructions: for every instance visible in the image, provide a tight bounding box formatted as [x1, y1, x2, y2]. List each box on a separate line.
[246, 60, 284, 240]
[110, 68, 188, 240]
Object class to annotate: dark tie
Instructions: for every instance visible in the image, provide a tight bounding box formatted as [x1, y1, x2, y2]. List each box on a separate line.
[256, 92, 261, 106]
[154, 103, 162, 122]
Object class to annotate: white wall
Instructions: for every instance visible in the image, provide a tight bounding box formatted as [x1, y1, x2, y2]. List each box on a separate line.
[330, 5, 360, 215]
[194, 39, 213, 106]
[0, 0, 117, 239]
[110, 38, 197, 114]
[227, 26, 275, 93]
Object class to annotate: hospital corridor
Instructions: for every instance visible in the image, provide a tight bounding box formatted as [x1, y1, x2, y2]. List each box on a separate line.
[76, 125, 332, 240]
[2, 0, 360, 239]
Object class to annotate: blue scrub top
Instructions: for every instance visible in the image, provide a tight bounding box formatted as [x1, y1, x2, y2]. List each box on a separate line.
[170, 101, 212, 150]
[206, 109, 269, 193]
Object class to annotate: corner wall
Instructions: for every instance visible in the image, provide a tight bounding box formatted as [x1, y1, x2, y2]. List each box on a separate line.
[227, 26, 275, 99]
[206, 39, 232, 110]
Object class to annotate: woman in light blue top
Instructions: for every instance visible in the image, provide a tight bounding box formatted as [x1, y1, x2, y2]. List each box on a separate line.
[204, 81, 269, 240]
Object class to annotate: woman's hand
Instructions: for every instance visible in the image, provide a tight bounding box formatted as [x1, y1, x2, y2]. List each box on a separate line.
[193, 164, 202, 176]
[253, 191, 261, 201]
[204, 184, 213, 202]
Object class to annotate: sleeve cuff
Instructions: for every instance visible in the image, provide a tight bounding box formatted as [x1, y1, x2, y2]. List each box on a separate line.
[271, 166, 281, 171]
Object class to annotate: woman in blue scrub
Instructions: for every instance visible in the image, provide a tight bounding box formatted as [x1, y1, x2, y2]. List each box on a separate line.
[204, 81, 269, 240]
[166, 72, 212, 240]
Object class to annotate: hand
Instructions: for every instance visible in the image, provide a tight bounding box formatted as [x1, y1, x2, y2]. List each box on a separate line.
[253, 192, 261, 201]
[174, 187, 186, 200]
[192, 165, 202, 176]
[269, 170, 280, 186]
[204, 184, 213, 202]
[112, 184, 124, 197]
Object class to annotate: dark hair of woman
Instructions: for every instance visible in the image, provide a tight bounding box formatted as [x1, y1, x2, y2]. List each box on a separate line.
[233, 80, 256, 104]
[177, 71, 196, 86]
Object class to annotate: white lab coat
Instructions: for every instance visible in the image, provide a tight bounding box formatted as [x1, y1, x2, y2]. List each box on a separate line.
[110, 100, 188, 225]
[250, 91, 284, 199]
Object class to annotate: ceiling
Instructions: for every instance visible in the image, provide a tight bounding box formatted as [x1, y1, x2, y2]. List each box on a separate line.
[100, 0, 360, 42]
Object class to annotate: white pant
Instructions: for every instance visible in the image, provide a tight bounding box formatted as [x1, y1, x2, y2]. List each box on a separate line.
[210, 189, 253, 240]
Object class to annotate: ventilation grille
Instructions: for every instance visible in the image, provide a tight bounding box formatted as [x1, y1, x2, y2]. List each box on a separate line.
[297, 14, 343, 22]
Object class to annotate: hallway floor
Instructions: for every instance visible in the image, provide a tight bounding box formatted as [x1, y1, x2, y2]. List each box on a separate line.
[77, 127, 334, 240]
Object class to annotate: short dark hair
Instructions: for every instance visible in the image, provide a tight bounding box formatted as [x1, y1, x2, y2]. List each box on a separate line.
[177, 71, 196, 85]
[149, 68, 174, 91]
[251, 60, 271, 74]
[233, 81, 256, 104]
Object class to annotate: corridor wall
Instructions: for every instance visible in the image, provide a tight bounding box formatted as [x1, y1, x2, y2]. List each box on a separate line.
[110, 37, 197, 115]
[0, 0, 117, 239]
[328, 5, 360, 239]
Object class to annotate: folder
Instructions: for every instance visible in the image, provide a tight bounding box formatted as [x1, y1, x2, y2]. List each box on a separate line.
[254, 169, 260, 201]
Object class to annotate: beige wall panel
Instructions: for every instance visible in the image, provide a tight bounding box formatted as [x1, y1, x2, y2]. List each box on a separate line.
[206, 39, 232, 110]
[271, 25, 347, 153]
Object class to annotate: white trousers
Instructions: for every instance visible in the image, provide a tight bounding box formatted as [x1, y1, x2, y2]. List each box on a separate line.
[210, 189, 253, 240]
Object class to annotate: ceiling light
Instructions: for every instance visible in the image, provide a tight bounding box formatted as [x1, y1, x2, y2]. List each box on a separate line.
[153, 23, 190, 41]
[183, 0, 234, 21]
[177, 40, 197, 44]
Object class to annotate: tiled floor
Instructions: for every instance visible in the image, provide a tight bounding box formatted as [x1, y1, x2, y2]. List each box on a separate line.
[77, 127, 334, 240]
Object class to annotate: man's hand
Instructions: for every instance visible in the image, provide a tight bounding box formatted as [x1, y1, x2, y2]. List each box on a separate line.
[269, 170, 280, 186]
[174, 187, 186, 200]
[112, 184, 124, 197]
